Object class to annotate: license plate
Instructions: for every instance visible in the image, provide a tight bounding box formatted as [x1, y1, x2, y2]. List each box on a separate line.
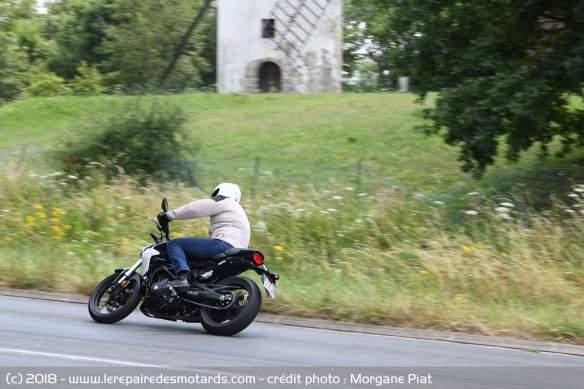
[262, 274, 276, 298]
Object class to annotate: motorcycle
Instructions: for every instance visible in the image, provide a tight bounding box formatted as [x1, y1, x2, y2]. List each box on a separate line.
[88, 198, 279, 336]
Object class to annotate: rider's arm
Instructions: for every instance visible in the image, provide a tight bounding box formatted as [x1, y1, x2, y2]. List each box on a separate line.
[167, 198, 222, 220]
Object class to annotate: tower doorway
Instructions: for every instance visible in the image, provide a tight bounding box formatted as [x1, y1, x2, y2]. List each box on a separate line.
[258, 62, 281, 92]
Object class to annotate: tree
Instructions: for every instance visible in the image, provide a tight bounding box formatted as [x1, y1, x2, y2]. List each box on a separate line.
[43, 0, 114, 81]
[43, 0, 216, 92]
[364, 0, 584, 174]
[101, 0, 212, 91]
[0, 0, 58, 104]
[344, 0, 397, 91]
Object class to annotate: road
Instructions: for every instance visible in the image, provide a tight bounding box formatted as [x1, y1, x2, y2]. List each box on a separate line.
[0, 295, 583, 388]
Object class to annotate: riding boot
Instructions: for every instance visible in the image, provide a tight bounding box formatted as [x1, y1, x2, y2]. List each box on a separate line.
[170, 270, 190, 291]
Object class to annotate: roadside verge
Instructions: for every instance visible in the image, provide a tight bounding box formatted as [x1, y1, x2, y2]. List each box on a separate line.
[1, 287, 583, 357]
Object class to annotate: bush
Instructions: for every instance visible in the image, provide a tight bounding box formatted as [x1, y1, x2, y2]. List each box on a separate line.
[72, 61, 105, 95]
[24, 71, 68, 97]
[57, 98, 196, 182]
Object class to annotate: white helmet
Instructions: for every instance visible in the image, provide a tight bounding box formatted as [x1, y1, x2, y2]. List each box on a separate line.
[212, 183, 242, 203]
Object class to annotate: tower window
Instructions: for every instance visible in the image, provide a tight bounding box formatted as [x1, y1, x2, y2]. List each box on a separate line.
[262, 19, 275, 38]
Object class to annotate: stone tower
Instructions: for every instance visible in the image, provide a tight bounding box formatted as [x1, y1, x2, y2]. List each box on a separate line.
[217, 0, 343, 93]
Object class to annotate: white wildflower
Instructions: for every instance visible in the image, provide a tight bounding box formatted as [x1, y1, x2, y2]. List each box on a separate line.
[465, 210, 478, 216]
[495, 207, 511, 213]
[254, 221, 268, 232]
[500, 202, 515, 208]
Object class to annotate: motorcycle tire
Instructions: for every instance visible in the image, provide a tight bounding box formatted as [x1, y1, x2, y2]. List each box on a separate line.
[200, 276, 262, 336]
[88, 273, 142, 324]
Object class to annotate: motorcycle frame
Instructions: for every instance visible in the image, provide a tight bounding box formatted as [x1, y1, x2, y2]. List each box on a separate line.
[106, 197, 278, 313]
[111, 244, 270, 311]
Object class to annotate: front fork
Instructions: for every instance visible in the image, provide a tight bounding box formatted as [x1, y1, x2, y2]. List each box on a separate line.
[113, 258, 143, 289]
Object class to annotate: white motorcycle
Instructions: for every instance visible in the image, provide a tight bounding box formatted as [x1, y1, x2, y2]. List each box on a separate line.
[88, 198, 279, 336]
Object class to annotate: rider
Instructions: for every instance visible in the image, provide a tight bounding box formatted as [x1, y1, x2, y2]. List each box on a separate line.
[157, 183, 250, 290]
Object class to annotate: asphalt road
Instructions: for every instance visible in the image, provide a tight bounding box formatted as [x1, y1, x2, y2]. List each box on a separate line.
[1, 295, 583, 388]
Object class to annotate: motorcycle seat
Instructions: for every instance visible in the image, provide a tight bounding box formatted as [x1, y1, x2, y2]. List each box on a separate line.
[207, 248, 257, 261]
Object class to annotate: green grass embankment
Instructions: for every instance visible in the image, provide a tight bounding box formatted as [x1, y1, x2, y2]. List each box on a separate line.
[1, 93, 584, 344]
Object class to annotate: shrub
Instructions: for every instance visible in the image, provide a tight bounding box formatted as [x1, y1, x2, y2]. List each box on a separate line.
[56, 97, 196, 182]
[72, 61, 105, 95]
[24, 71, 68, 97]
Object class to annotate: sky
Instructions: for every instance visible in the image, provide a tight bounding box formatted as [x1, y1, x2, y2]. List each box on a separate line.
[36, 0, 54, 14]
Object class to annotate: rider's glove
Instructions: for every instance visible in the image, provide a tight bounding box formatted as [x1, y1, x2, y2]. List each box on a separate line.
[157, 212, 170, 231]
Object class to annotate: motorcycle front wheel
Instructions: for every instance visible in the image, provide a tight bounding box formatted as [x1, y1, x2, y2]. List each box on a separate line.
[88, 273, 142, 324]
[200, 276, 262, 336]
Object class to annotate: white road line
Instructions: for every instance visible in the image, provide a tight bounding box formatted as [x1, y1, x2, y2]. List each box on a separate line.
[0, 347, 167, 368]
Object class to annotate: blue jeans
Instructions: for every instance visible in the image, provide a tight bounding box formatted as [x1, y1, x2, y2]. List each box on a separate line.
[166, 238, 233, 274]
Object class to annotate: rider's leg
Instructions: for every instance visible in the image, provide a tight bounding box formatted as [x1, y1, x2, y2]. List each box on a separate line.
[167, 238, 233, 288]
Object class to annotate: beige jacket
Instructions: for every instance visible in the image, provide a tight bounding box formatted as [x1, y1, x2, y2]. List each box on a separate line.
[167, 197, 250, 248]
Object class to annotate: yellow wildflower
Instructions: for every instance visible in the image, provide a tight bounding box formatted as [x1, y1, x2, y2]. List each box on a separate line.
[273, 245, 285, 252]
[419, 269, 429, 274]
[455, 294, 468, 303]
[276, 256, 283, 261]
[50, 225, 65, 240]
[461, 245, 472, 252]
[51, 208, 65, 217]
[26, 216, 36, 228]
[34, 204, 44, 210]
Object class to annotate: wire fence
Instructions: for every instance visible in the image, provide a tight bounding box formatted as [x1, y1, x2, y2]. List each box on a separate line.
[3, 145, 584, 208]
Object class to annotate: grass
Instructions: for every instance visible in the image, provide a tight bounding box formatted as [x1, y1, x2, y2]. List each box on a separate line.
[1, 93, 584, 344]
[0, 93, 465, 192]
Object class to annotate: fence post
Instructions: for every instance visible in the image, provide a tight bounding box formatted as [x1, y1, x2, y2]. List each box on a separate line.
[356, 160, 362, 204]
[17, 145, 27, 169]
[251, 156, 261, 200]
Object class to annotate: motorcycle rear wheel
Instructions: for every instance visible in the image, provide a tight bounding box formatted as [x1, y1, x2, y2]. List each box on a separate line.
[200, 276, 262, 336]
[88, 273, 142, 324]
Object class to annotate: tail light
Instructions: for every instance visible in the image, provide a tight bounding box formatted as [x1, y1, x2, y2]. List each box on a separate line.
[252, 252, 264, 265]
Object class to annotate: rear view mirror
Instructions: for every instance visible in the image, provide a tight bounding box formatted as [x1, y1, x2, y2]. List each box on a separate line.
[161, 198, 168, 212]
